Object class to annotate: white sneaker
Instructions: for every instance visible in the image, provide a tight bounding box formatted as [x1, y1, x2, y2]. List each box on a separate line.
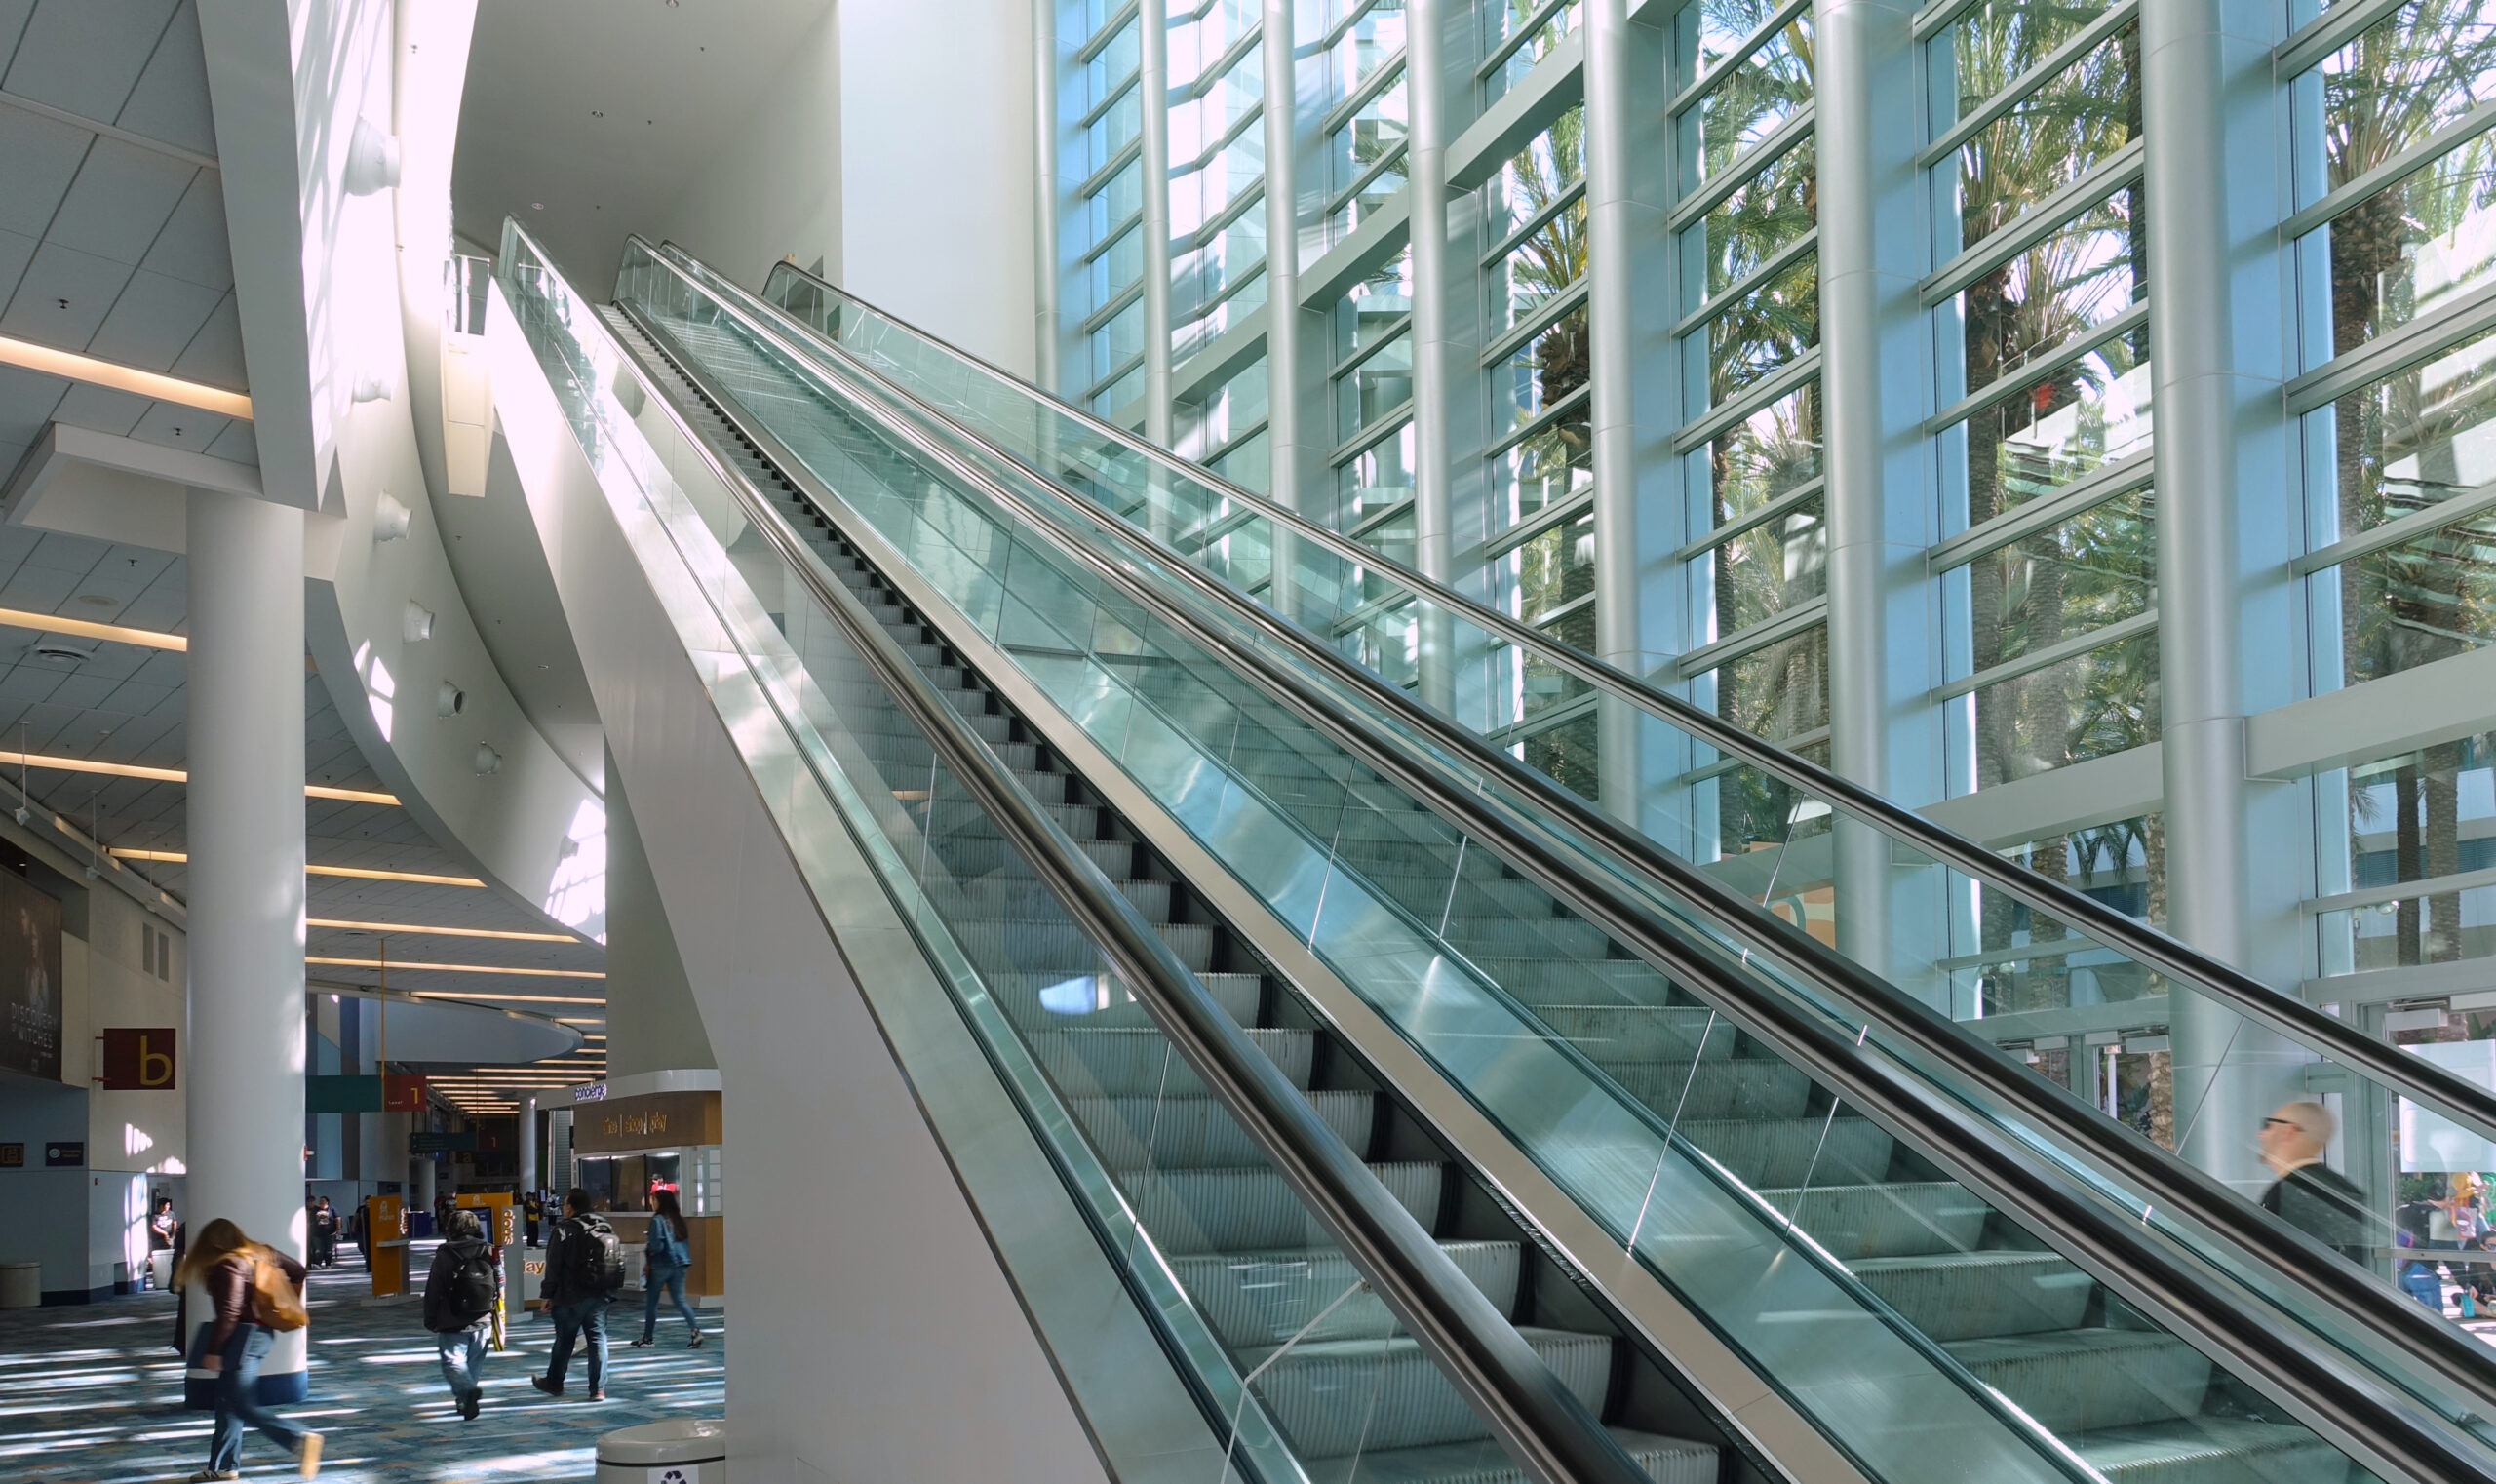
[298, 1430, 323, 1479]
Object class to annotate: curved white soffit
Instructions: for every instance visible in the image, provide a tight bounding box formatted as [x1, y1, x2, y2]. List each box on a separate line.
[205, 0, 603, 941]
[321, 985, 582, 1064]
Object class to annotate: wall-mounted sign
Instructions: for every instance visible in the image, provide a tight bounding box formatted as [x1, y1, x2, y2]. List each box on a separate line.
[0, 1143, 20, 1167]
[383, 1074, 429, 1112]
[45, 1141, 83, 1167]
[410, 1131, 477, 1153]
[98, 1028, 176, 1089]
[574, 1091, 722, 1153]
[0, 871, 62, 1081]
[572, 1081, 607, 1102]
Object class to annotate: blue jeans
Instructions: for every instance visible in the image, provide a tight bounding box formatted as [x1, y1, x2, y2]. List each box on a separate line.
[437, 1317, 490, 1401]
[640, 1263, 702, 1341]
[545, 1296, 610, 1391]
[209, 1326, 302, 1471]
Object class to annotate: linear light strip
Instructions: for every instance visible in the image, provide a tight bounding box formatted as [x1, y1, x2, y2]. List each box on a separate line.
[0, 751, 395, 804]
[109, 849, 485, 886]
[0, 334, 252, 419]
[309, 918, 577, 943]
[0, 606, 185, 652]
[406, 991, 603, 1004]
[308, 956, 603, 979]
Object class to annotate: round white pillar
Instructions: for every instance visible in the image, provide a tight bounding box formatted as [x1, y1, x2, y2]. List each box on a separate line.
[183, 488, 308, 1396]
[519, 1091, 539, 1199]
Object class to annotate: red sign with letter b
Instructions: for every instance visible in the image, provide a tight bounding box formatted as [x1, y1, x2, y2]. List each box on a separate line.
[99, 1028, 176, 1090]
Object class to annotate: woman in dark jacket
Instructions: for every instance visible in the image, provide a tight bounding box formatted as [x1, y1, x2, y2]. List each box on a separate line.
[173, 1219, 321, 1481]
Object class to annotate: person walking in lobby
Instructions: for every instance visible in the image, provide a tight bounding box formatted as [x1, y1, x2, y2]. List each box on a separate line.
[532, 1189, 624, 1401]
[423, 1209, 499, 1420]
[629, 1188, 706, 1349]
[175, 1219, 321, 1481]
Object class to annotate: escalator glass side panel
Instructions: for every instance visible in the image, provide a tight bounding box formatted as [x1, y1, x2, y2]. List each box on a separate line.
[502, 223, 1642, 1484]
[618, 241, 2407, 1484]
[739, 253, 2496, 1376]
[729, 252, 2496, 1441]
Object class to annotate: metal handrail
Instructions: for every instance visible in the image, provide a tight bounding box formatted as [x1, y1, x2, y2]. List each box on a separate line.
[625, 243, 2496, 1482]
[713, 242, 2496, 1156]
[600, 283, 1656, 1484]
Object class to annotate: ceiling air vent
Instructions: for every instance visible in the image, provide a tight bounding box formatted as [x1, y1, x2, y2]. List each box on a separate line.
[33, 641, 93, 665]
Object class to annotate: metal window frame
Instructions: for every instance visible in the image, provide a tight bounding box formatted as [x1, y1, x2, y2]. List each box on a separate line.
[1177, 173, 1268, 255]
[1669, 0, 1814, 118]
[1348, 491, 1419, 542]
[1526, 586, 1595, 633]
[1085, 350, 1149, 402]
[1080, 69, 1142, 132]
[1931, 609, 2159, 704]
[1668, 601, 1831, 685]
[1178, 97, 1268, 177]
[1322, 49, 1410, 137]
[1075, 0, 1143, 64]
[1478, 0, 1578, 82]
[1080, 279, 1147, 337]
[1669, 348, 1822, 456]
[1673, 227, 1819, 341]
[1665, 102, 1817, 235]
[1326, 137, 1414, 215]
[1483, 487, 1598, 564]
[1916, 0, 2138, 171]
[1172, 21, 1263, 105]
[1487, 381, 1594, 461]
[1927, 450, 2155, 571]
[2293, 476, 2496, 577]
[2282, 98, 2496, 243]
[1673, 474, 1827, 565]
[1329, 309, 1415, 381]
[1910, 0, 1990, 46]
[1197, 414, 1271, 471]
[1079, 209, 1145, 268]
[2305, 862, 2496, 918]
[1922, 137, 2144, 306]
[1924, 300, 2150, 436]
[1317, 0, 1397, 55]
[2277, 0, 2408, 78]
[1479, 277, 1591, 370]
[1330, 400, 1416, 466]
[2284, 277, 2496, 416]
[1481, 177, 1590, 269]
[1078, 137, 1146, 202]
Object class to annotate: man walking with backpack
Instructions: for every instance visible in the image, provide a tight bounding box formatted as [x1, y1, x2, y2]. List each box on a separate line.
[423, 1210, 499, 1420]
[531, 1188, 623, 1402]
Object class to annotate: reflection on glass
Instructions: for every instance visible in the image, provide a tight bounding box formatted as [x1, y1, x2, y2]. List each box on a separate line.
[1949, 490, 2155, 672]
[1697, 382, 1822, 543]
[2308, 137, 2496, 364]
[2323, 745, 2496, 973]
[2314, 0, 2496, 197]
[1952, 624, 2159, 786]
[1695, 137, 1815, 297]
[1695, 6, 1813, 181]
[1490, 109, 1586, 334]
[1709, 254, 1819, 400]
[1485, 0, 1581, 98]
[1693, 622, 1829, 745]
[1957, 321, 2151, 520]
[1951, 24, 2139, 254]
[1957, 193, 2143, 400]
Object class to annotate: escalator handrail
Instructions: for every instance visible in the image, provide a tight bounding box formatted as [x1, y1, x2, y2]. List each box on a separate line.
[669, 243, 2496, 1419]
[600, 284, 1659, 1484]
[718, 245, 2496, 1158]
[629, 247, 2496, 1482]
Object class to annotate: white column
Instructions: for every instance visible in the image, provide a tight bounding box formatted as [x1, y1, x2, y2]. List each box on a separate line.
[1138, 0, 1177, 445]
[1405, 0, 1465, 711]
[1034, 0, 1063, 391]
[184, 488, 308, 1392]
[519, 1091, 540, 1202]
[1261, 0, 1320, 616]
[2144, 0, 2306, 1188]
[1816, 0, 1939, 986]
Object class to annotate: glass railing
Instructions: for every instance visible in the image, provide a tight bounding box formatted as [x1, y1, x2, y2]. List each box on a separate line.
[616, 237, 2477, 1484]
[731, 248, 2496, 1382]
[500, 220, 1627, 1484]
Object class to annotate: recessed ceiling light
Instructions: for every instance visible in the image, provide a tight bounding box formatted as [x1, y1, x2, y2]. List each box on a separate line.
[532, 202, 544, 210]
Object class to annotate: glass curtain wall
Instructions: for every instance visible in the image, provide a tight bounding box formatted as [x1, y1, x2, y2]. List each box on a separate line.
[1069, 0, 1150, 413]
[1168, 0, 1268, 367]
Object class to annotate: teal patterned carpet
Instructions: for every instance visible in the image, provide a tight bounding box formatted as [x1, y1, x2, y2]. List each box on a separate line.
[0, 1249, 725, 1482]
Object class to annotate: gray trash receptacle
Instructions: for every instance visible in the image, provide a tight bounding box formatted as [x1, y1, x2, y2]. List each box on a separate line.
[595, 1417, 726, 1484]
[0, 1262, 39, 1308]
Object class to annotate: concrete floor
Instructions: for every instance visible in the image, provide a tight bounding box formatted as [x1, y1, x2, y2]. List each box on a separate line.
[0, 1246, 724, 1482]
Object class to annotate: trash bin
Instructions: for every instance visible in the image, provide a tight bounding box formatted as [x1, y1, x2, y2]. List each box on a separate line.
[596, 1418, 726, 1484]
[0, 1261, 39, 1308]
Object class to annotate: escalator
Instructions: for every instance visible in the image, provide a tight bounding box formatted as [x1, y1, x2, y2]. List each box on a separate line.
[496, 222, 2496, 1484]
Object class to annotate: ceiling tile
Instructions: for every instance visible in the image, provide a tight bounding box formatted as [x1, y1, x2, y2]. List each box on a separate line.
[127, 399, 225, 453]
[46, 138, 196, 266]
[0, 362, 67, 445]
[202, 416, 254, 467]
[111, 0, 211, 157]
[137, 169, 229, 290]
[1, 0, 179, 124]
[0, 442, 25, 486]
[0, 107, 92, 239]
[50, 379, 152, 436]
[84, 265, 219, 371]
[0, 227, 35, 305]
[0, 239, 134, 348]
[168, 289, 243, 389]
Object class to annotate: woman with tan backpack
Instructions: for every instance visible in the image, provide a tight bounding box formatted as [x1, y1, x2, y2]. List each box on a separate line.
[173, 1218, 323, 1481]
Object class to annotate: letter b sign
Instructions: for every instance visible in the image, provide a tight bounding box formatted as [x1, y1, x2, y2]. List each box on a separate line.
[100, 1029, 176, 1090]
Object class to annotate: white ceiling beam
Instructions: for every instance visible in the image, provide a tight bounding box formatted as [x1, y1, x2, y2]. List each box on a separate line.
[0, 86, 221, 172]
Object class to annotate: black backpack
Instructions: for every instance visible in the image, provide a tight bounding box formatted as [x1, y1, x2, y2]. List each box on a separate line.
[444, 1243, 497, 1322]
[566, 1216, 627, 1294]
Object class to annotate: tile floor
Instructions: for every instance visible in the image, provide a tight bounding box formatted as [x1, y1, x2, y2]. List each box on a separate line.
[0, 1246, 724, 1483]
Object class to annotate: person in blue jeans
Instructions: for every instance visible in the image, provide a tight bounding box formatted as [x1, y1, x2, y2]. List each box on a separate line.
[631, 1188, 707, 1347]
[422, 1209, 499, 1419]
[531, 1189, 618, 1401]
[176, 1218, 320, 1481]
